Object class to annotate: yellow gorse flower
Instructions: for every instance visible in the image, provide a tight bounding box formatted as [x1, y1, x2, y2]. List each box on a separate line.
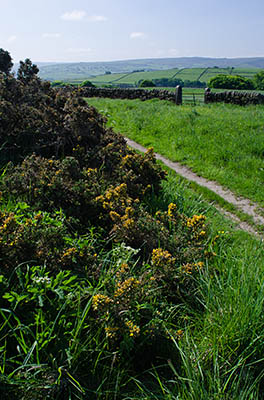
[114, 277, 140, 297]
[92, 294, 113, 311]
[125, 320, 140, 336]
[105, 326, 118, 338]
[186, 214, 206, 228]
[151, 248, 173, 268]
[167, 203, 177, 217]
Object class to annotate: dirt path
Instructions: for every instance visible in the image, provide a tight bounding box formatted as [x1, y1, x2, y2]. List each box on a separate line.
[125, 138, 264, 237]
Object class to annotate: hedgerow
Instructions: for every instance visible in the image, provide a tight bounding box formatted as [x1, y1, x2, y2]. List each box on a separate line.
[0, 64, 214, 398]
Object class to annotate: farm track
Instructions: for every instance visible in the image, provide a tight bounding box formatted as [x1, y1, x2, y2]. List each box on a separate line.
[125, 137, 264, 238]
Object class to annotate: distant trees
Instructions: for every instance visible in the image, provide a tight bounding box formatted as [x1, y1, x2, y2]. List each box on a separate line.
[138, 79, 156, 88]
[152, 78, 183, 87]
[144, 77, 206, 88]
[184, 80, 206, 88]
[0, 48, 13, 74]
[208, 74, 255, 90]
[80, 80, 95, 88]
[254, 70, 264, 90]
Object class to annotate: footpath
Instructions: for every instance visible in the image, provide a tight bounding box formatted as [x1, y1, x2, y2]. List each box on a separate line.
[125, 137, 264, 239]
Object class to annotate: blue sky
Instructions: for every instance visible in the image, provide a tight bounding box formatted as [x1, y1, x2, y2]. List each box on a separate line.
[1, 0, 264, 63]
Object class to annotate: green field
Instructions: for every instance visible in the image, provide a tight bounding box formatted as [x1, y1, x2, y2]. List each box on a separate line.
[58, 67, 261, 86]
[85, 67, 261, 87]
[86, 97, 264, 210]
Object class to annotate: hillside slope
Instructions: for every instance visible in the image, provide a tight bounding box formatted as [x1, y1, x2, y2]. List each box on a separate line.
[37, 57, 264, 81]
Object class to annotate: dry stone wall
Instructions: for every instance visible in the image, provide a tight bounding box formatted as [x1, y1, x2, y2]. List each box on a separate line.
[205, 88, 264, 106]
[77, 87, 176, 102]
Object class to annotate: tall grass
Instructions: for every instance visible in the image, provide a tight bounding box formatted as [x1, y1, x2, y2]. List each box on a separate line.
[130, 170, 264, 399]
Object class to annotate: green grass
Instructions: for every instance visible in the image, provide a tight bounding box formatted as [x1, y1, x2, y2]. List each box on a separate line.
[156, 170, 264, 399]
[86, 98, 264, 209]
[89, 68, 179, 85]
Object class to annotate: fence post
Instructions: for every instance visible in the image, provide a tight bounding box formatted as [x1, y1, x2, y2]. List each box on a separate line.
[175, 85, 182, 105]
[204, 87, 211, 104]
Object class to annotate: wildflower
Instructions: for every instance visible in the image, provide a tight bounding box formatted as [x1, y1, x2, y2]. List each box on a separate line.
[92, 294, 113, 311]
[167, 203, 177, 217]
[151, 248, 173, 268]
[181, 263, 193, 274]
[120, 263, 129, 274]
[61, 247, 77, 259]
[109, 211, 121, 222]
[105, 326, 118, 338]
[186, 214, 206, 228]
[114, 277, 140, 297]
[121, 216, 135, 229]
[125, 320, 140, 337]
[176, 329, 183, 339]
[32, 276, 51, 285]
[194, 261, 204, 270]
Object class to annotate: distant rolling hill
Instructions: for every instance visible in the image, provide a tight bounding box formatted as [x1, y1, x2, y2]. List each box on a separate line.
[36, 57, 264, 82]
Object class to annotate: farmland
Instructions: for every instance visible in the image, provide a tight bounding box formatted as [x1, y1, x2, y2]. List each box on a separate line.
[49, 67, 261, 86]
[37, 56, 264, 82]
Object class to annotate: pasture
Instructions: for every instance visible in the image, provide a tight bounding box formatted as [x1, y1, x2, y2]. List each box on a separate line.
[87, 67, 260, 86]
[86, 97, 264, 209]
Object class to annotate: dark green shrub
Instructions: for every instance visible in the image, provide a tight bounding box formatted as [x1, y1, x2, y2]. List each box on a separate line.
[208, 74, 255, 90]
[138, 79, 156, 87]
[0, 203, 98, 274]
[17, 58, 39, 84]
[80, 80, 95, 87]
[254, 70, 264, 90]
[0, 48, 13, 74]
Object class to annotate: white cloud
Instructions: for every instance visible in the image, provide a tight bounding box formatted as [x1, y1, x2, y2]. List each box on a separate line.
[7, 35, 17, 43]
[87, 15, 107, 22]
[42, 33, 61, 39]
[61, 10, 86, 21]
[66, 48, 92, 53]
[130, 32, 145, 39]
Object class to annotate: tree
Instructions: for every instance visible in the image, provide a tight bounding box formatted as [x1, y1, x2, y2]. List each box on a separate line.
[138, 79, 156, 88]
[208, 74, 254, 90]
[0, 48, 13, 74]
[17, 58, 39, 84]
[254, 70, 264, 90]
[80, 80, 95, 88]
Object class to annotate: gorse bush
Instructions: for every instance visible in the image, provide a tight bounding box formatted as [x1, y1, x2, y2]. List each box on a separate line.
[0, 57, 214, 398]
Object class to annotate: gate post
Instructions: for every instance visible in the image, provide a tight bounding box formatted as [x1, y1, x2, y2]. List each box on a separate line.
[175, 85, 182, 105]
[204, 87, 211, 104]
